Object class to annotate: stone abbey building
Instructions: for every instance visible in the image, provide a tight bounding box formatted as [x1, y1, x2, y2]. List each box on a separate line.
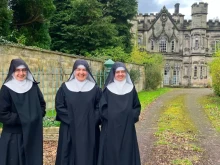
[133, 2, 220, 87]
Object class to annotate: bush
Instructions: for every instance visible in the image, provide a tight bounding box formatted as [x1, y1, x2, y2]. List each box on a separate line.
[145, 64, 162, 90]
[129, 68, 140, 84]
[210, 50, 220, 96]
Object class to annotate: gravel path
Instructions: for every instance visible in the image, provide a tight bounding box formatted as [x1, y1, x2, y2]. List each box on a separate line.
[136, 88, 220, 165]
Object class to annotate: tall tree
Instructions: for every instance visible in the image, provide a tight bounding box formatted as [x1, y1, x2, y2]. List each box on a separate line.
[50, 0, 122, 55]
[99, 0, 138, 53]
[0, 0, 12, 38]
[9, 0, 55, 49]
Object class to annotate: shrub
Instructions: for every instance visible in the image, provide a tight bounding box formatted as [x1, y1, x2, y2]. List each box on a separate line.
[210, 50, 220, 96]
[145, 64, 162, 90]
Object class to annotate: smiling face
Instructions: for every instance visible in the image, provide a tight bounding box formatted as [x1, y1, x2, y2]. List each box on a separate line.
[114, 69, 126, 81]
[14, 68, 27, 81]
[74, 66, 88, 81]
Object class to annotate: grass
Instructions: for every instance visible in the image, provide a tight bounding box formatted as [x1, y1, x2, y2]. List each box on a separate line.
[43, 110, 60, 127]
[200, 94, 220, 132]
[138, 88, 171, 111]
[153, 95, 203, 164]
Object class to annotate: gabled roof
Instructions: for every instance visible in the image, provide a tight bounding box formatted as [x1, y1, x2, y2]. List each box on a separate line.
[148, 6, 179, 31]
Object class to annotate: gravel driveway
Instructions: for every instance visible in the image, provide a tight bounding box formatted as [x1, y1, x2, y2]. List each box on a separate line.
[136, 88, 220, 165]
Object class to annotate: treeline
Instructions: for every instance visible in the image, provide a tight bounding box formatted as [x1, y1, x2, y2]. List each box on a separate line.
[0, 0, 164, 89]
[0, 0, 136, 55]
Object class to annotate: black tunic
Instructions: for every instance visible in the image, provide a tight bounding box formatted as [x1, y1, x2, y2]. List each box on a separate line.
[0, 84, 46, 165]
[55, 83, 101, 165]
[98, 87, 141, 165]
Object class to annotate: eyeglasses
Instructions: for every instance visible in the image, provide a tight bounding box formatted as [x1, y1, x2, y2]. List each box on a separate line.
[15, 68, 27, 73]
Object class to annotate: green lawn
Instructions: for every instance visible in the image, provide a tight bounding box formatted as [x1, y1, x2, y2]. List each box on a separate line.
[138, 88, 171, 111]
[200, 94, 220, 132]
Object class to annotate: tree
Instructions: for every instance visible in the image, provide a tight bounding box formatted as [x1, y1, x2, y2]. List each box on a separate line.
[0, 0, 12, 38]
[50, 0, 122, 55]
[99, 0, 138, 53]
[9, 0, 55, 49]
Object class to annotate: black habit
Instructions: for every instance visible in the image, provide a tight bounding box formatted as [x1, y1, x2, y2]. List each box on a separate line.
[0, 59, 46, 165]
[98, 62, 141, 165]
[55, 59, 102, 165]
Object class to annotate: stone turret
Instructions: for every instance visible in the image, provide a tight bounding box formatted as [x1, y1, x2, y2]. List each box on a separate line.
[191, 2, 208, 29]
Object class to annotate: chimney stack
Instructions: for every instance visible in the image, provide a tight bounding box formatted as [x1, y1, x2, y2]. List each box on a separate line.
[174, 3, 180, 14]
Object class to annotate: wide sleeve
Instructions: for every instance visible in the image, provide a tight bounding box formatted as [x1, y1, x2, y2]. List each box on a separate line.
[94, 86, 102, 125]
[36, 85, 46, 117]
[0, 85, 21, 125]
[55, 85, 70, 124]
[132, 88, 141, 123]
[99, 89, 108, 121]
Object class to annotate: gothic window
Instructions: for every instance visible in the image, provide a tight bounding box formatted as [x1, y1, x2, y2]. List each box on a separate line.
[138, 38, 142, 45]
[171, 40, 175, 52]
[159, 39, 167, 52]
[195, 38, 199, 49]
[194, 66, 197, 77]
[151, 40, 154, 51]
[200, 66, 203, 79]
[215, 40, 220, 52]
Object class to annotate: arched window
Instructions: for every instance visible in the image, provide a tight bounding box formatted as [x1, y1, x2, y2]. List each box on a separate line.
[194, 66, 197, 77]
[171, 40, 175, 52]
[195, 38, 199, 49]
[151, 40, 154, 50]
[215, 40, 220, 52]
[159, 39, 166, 52]
[200, 66, 203, 79]
[138, 38, 142, 45]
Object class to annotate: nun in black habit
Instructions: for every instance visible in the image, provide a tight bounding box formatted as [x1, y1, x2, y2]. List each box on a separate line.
[55, 59, 102, 165]
[0, 59, 46, 165]
[98, 62, 141, 165]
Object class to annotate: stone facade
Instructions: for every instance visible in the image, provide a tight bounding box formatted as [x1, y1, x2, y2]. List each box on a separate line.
[133, 2, 220, 87]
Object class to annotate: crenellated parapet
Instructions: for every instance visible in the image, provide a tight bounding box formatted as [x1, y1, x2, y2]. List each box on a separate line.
[191, 2, 208, 15]
[207, 19, 220, 25]
[207, 19, 220, 30]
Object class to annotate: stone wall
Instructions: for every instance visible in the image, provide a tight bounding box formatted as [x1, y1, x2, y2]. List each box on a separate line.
[0, 44, 146, 109]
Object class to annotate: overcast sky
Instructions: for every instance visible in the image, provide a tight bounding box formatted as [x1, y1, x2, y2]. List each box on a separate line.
[138, 0, 220, 20]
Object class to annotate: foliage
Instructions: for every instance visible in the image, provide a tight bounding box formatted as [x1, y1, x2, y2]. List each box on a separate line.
[99, 0, 138, 53]
[145, 64, 163, 90]
[43, 117, 60, 127]
[138, 88, 170, 111]
[8, 0, 55, 49]
[200, 95, 220, 132]
[50, 0, 122, 55]
[210, 49, 220, 96]
[129, 46, 164, 65]
[0, 0, 12, 38]
[129, 68, 140, 84]
[43, 110, 60, 127]
[86, 46, 130, 62]
[129, 46, 164, 90]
